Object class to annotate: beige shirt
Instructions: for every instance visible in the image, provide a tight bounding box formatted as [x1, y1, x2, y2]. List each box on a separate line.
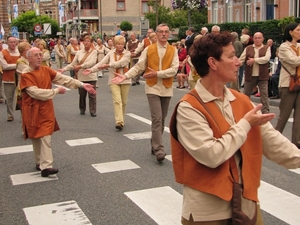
[54, 44, 65, 58]
[239, 44, 271, 76]
[23, 67, 82, 101]
[278, 41, 300, 87]
[90, 49, 131, 85]
[134, 38, 151, 55]
[176, 79, 300, 221]
[125, 42, 179, 97]
[63, 48, 98, 82]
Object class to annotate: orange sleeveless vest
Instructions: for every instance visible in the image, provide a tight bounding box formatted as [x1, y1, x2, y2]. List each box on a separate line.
[170, 89, 262, 202]
[2, 49, 20, 82]
[146, 43, 174, 88]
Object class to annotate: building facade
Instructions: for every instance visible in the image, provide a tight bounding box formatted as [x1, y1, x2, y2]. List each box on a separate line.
[208, 0, 300, 24]
[0, 0, 172, 39]
[64, 0, 172, 38]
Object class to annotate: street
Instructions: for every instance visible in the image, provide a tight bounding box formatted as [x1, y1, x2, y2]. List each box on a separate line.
[0, 69, 300, 225]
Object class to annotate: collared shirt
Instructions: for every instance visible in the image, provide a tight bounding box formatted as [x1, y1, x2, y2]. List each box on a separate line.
[176, 79, 300, 221]
[125, 42, 178, 97]
[63, 48, 98, 82]
[239, 44, 270, 76]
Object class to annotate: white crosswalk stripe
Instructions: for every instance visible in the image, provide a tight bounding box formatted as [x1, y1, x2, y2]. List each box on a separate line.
[1, 112, 300, 224]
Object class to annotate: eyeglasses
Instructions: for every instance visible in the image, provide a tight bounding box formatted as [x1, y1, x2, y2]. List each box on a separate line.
[157, 30, 169, 34]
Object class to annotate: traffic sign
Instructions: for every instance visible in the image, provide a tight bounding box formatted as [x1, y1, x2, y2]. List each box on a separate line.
[11, 26, 19, 38]
[11, 26, 18, 33]
[34, 24, 42, 33]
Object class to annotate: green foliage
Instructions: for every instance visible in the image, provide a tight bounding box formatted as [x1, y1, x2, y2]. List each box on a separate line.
[11, 10, 60, 36]
[120, 21, 133, 31]
[145, 5, 172, 29]
[177, 18, 297, 46]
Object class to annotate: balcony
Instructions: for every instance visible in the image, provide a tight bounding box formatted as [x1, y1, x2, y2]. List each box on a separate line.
[67, 9, 99, 21]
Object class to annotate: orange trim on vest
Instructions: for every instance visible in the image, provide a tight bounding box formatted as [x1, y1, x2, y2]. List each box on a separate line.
[2, 49, 20, 82]
[146, 43, 174, 88]
[170, 89, 262, 202]
[114, 52, 129, 76]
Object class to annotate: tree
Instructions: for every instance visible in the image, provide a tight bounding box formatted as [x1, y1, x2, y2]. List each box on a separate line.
[172, 0, 207, 26]
[120, 21, 133, 32]
[145, 4, 173, 29]
[11, 10, 60, 37]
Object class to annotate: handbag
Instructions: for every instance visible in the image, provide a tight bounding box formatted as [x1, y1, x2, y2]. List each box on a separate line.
[281, 63, 300, 92]
[230, 157, 257, 225]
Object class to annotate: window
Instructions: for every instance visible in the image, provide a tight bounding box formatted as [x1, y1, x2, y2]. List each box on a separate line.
[142, 0, 149, 13]
[227, 6, 232, 22]
[117, 0, 125, 11]
[245, 3, 252, 22]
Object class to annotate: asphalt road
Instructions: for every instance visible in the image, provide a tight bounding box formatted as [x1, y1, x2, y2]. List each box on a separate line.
[0, 66, 299, 225]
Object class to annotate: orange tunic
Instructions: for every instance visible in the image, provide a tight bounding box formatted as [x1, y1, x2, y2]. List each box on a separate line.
[20, 66, 60, 139]
[2, 49, 20, 82]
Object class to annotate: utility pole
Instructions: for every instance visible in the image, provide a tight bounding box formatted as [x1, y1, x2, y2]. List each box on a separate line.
[155, 0, 158, 28]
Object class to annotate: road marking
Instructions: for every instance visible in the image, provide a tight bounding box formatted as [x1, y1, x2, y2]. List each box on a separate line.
[125, 186, 182, 225]
[258, 181, 300, 225]
[165, 155, 172, 161]
[0, 145, 32, 155]
[23, 200, 91, 225]
[288, 118, 293, 123]
[124, 132, 151, 140]
[10, 172, 58, 185]
[66, 137, 103, 146]
[126, 113, 170, 133]
[289, 168, 300, 175]
[92, 159, 140, 173]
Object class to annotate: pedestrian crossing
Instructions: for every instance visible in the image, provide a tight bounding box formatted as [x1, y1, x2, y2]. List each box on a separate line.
[1, 112, 300, 225]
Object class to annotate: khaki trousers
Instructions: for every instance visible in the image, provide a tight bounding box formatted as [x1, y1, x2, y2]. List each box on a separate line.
[3, 83, 16, 117]
[31, 135, 53, 170]
[181, 204, 263, 225]
[147, 94, 171, 153]
[110, 83, 130, 126]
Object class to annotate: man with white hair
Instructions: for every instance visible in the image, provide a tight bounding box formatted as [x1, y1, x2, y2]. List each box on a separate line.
[211, 25, 221, 34]
[200, 27, 209, 36]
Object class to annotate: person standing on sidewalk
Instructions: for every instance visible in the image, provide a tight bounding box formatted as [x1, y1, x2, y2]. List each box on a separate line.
[239, 32, 271, 114]
[20, 47, 96, 177]
[112, 24, 179, 162]
[0, 36, 20, 121]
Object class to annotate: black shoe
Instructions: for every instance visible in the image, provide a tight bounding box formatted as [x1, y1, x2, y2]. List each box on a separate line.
[136, 82, 140, 85]
[131, 83, 136, 86]
[270, 95, 280, 99]
[156, 152, 166, 162]
[41, 168, 59, 177]
[80, 110, 85, 115]
[36, 164, 41, 171]
[90, 113, 97, 117]
[115, 123, 123, 130]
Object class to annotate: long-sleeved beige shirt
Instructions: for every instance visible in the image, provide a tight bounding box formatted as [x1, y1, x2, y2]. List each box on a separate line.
[176, 79, 300, 221]
[63, 48, 98, 82]
[90, 49, 131, 85]
[54, 44, 65, 58]
[134, 38, 151, 55]
[278, 41, 300, 87]
[125, 42, 179, 97]
[239, 44, 271, 76]
[24, 69, 82, 101]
